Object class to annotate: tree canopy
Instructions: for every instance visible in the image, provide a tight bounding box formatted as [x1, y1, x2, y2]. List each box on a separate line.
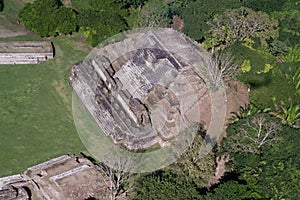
[18, 0, 77, 37]
[180, 0, 242, 41]
[131, 171, 202, 200]
[14, 1, 300, 198]
[128, 0, 171, 28]
[220, 116, 300, 199]
[0, 0, 3, 12]
[205, 7, 279, 50]
[18, 0, 128, 46]
[76, 0, 127, 46]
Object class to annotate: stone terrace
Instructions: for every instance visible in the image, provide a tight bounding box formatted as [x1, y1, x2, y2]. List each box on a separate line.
[0, 41, 53, 64]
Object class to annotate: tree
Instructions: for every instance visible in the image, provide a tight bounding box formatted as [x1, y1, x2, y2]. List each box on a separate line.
[242, 0, 286, 14]
[97, 153, 134, 200]
[268, 39, 289, 57]
[0, 0, 3, 12]
[206, 53, 239, 88]
[76, 0, 127, 46]
[220, 124, 300, 199]
[55, 6, 77, 35]
[115, 0, 148, 8]
[18, 0, 77, 37]
[168, 132, 216, 188]
[127, 0, 171, 28]
[180, 0, 242, 41]
[225, 114, 281, 154]
[270, 1, 300, 46]
[206, 7, 279, 50]
[130, 170, 202, 200]
[205, 181, 252, 200]
[255, 126, 300, 199]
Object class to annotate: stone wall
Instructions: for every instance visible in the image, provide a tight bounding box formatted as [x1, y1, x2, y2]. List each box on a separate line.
[0, 154, 110, 200]
[0, 41, 54, 65]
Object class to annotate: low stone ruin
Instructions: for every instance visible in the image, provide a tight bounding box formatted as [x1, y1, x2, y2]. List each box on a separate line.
[0, 154, 111, 200]
[0, 41, 54, 64]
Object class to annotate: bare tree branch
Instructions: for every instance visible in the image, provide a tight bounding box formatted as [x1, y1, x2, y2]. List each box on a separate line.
[97, 153, 134, 200]
[228, 114, 281, 154]
[207, 53, 239, 88]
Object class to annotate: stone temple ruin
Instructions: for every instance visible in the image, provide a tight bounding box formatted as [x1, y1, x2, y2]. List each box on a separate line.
[71, 28, 249, 151]
[0, 28, 249, 199]
[0, 154, 112, 200]
[71, 28, 222, 150]
[0, 41, 53, 64]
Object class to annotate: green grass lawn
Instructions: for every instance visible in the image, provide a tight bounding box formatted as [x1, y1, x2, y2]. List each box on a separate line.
[0, 0, 93, 177]
[0, 0, 23, 22]
[0, 35, 89, 176]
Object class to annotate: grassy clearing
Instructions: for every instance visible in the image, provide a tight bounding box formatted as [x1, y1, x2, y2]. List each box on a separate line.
[0, 0, 32, 38]
[0, 0, 23, 22]
[71, 0, 93, 10]
[0, 35, 89, 176]
[0, 1, 94, 177]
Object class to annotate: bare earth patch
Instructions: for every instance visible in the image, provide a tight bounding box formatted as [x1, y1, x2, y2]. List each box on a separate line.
[208, 154, 230, 187]
[0, 16, 31, 38]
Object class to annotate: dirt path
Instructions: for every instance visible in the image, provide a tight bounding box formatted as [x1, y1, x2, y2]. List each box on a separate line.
[0, 0, 31, 38]
[0, 24, 29, 38]
[0, 15, 30, 38]
[208, 154, 230, 187]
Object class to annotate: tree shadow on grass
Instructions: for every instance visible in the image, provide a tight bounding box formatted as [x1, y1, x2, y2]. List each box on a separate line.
[243, 73, 272, 89]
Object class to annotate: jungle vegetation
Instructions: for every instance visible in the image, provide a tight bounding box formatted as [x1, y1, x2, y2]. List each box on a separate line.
[8, 0, 300, 199]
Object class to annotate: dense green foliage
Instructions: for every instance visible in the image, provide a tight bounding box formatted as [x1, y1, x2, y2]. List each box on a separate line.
[0, 0, 3, 11]
[221, 120, 300, 199]
[205, 7, 279, 50]
[168, 134, 215, 188]
[225, 39, 299, 108]
[18, 0, 77, 36]
[180, 0, 242, 41]
[131, 171, 202, 200]
[205, 181, 252, 200]
[18, 0, 129, 46]
[3, 0, 300, 199]
[115, 0, 148, 8]
[126, 0, 171, 28]
[242, 0, 286, 14]
[76, 0, 127, 46]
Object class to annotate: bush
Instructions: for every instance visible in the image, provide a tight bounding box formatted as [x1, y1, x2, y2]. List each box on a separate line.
[269, 40, 289, 56]
[130, 171, 202, 200]
[221, 117, 300, 199]
[18, 0, 77, 37]
[180, 0, 241, 41]
[0, 0, 3, 12]
[76, 0, 127, 46]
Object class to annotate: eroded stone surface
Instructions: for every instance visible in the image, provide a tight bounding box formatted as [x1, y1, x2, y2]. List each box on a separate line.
[0, 41, 53, 64]
[0, 154, 112, 200]
[70, 28, 211, 150]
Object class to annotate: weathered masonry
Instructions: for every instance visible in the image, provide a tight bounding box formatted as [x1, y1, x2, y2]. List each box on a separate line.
[0, 41, 54, 64]
[71, 28, 212, 150]
[71, 28, 249, 151]
[0, 154, 110, 200]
